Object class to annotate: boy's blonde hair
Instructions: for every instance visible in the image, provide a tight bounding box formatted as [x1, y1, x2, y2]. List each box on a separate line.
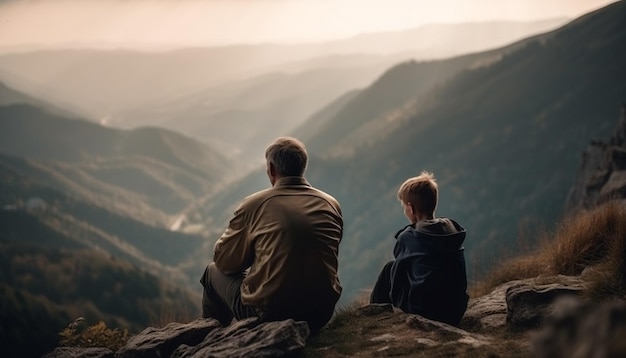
[397, 171, 438, 215]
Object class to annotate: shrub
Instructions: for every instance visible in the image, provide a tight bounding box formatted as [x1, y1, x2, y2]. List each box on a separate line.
[59, 317, 129, 351]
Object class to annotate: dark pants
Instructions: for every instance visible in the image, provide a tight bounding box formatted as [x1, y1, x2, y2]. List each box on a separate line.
[200, 263, 334, 334]
[200, 262, 258, 325]
[370, 260, 394, 304]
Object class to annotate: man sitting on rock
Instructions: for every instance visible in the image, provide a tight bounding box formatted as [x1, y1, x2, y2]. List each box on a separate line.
[370, 171, 469, 326]
[200, 136, 343, 333]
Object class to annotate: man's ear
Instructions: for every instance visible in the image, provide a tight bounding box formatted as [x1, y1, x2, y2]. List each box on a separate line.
[268, 162, 276, 177]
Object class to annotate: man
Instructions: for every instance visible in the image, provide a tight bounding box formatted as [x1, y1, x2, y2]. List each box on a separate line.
[200, 136, 343, 333]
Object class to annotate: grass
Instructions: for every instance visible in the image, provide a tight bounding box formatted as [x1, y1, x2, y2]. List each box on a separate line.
[470, 201, 626, 299]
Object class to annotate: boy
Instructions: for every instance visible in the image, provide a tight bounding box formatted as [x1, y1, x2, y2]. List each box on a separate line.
[370, 171, 469, 326]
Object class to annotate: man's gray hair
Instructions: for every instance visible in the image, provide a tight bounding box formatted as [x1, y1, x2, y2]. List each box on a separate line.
[265, 137, 308, 177]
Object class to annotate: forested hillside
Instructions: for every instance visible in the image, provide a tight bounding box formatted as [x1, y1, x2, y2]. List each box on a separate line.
[0, 238, 198, 358]
[0, 98, 231, 357]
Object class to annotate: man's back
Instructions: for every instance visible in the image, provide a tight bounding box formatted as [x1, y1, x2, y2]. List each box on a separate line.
[214, 177, 343, 318]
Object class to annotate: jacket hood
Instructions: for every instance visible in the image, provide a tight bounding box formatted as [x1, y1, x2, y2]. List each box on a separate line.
[415, 218, 465, 236]
[395, 218, 466, 253]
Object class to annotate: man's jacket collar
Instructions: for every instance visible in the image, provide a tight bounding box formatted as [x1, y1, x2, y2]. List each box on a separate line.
[274, 176, 311, 188]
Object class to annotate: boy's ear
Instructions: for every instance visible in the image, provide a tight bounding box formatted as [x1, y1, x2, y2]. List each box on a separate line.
[407, 202, 415, 215]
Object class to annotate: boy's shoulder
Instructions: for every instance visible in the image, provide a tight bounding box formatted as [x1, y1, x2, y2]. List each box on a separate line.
[394, 224, 415, 240]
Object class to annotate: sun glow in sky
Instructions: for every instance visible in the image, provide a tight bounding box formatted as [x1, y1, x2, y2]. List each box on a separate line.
[0, 0, 618, 50]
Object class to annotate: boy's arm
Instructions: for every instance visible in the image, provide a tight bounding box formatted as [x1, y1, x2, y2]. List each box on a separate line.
[390, 233, 427, 301]
[389, 235, 409, 299]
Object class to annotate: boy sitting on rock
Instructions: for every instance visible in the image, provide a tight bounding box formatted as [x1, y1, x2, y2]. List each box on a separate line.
[370, 171, 469, 326]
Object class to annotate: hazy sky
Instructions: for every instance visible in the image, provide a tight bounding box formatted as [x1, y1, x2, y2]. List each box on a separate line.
[0, 0, 618, 49]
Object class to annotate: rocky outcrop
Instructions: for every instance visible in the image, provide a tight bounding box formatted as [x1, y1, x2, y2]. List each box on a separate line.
[462, 275, 586, 332]
[171, 318, 309, 358]
[533, 297, 626, 358]
[43, 275, 615, 358]
[43, 318, 309, 358]
[116, 318, 221, 358]
[566, 105, 626, 212]
[351, 303, 494, 355]
[505, 278, 585, 330]
[462, 280, 515, 331]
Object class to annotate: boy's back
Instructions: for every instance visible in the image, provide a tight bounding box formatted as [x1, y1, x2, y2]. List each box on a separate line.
[370, 172, 469, 326]
[391, 218, 468, 325]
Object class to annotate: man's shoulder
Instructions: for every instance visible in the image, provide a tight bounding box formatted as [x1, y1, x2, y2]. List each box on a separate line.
[240, 187, 275, 207]
[239, 184, 341, 214]
[309, 186, 340, 205]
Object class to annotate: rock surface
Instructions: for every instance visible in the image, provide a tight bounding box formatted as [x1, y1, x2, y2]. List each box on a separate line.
[116, 318, 221, 358]
[462, 275, 586, 332]
[43, 347, 114, 358]
[505, 279, 585, 330]
[44, 318, 309, 358]
[172, 318, 309, 358]
[462, 280, 516, 331]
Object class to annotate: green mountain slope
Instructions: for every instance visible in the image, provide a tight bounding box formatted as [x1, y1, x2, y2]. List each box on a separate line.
[297, 28, 554, 156]
[0, 154, 205, 275]
[0, 104, 232, 217]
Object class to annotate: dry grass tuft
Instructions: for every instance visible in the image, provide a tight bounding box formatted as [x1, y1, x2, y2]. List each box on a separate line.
[548, 201, 625, 275]
[472, 201, 626, 298]
[470, 255, 549, 297]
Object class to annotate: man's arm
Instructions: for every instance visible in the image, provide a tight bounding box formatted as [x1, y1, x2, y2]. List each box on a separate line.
[213, 204, 254, 274]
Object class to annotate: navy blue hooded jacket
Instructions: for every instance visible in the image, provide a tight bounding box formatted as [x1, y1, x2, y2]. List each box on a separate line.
[390, 218, 469, 326]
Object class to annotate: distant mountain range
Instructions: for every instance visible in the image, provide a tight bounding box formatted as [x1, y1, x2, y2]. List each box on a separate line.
[0, 19, 565, 163]
[188, 0, 626, 302]
[0, 80, 84, 118]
